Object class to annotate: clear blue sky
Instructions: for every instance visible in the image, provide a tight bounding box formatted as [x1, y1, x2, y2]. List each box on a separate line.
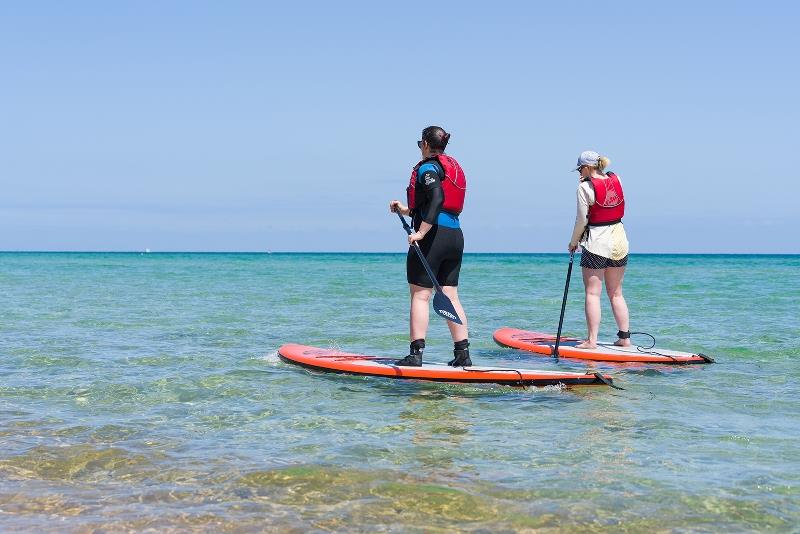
[1, 1, 797, 253]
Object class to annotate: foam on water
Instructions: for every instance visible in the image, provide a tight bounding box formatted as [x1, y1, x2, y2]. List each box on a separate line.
[257, 350, 281, 364]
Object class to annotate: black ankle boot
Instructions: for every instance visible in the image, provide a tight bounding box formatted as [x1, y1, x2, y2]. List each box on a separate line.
[448, 339, 472, 367]
[396, 339, 424, 366]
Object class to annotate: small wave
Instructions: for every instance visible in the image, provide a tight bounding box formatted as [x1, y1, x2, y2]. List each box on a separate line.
[619, 368, 666, 377]
[256, 351, 281, 364]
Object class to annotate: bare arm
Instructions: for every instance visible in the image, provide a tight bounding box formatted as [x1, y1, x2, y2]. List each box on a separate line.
[569, 182, 593, 248]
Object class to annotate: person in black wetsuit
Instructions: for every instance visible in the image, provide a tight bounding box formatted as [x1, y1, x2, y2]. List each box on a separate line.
[389, 126, 471, 367]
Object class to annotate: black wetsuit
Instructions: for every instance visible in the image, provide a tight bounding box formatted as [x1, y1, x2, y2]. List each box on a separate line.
[407, 159, 464, 288]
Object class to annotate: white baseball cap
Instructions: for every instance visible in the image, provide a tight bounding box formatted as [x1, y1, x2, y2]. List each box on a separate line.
[574, 150, 600, 171]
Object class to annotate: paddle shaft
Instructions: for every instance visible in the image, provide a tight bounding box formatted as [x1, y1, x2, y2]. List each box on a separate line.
[553, 250, 575, 358]
[396, 212, 444, 293]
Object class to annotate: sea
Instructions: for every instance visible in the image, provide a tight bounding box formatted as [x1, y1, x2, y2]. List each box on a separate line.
[1, 252, 798, 532]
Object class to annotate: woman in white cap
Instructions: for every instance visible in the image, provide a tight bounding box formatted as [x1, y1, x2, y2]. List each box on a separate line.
[568, 151, 631, 349]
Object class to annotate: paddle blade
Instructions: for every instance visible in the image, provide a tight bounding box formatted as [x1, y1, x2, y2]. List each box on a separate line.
[432, 291, 462, 325]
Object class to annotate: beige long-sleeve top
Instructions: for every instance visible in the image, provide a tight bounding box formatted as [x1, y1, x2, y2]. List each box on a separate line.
[569, 178, 629, 260]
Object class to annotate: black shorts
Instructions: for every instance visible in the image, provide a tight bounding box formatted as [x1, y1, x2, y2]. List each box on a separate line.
[406, 225, 464, 288]
[580, 249, 628, 269]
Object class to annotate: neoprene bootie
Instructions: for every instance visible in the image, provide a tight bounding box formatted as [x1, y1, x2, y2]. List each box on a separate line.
[396, 339, 424, 366]
[448, 339, 472, 367]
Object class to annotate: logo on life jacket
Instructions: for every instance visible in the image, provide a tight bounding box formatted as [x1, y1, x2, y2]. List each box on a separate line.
[407, 154, 467, 215]
[587, 172, 625, 225]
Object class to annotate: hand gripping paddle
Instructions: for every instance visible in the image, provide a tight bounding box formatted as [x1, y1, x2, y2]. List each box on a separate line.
[396, 212, 463, 325]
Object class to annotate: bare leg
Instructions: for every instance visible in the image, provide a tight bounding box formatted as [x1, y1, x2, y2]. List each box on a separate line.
[441, 285, 469, 341]
[604, 266, 631, 347]
[409, 284, 433, 341]
[576, 267, 604, 349]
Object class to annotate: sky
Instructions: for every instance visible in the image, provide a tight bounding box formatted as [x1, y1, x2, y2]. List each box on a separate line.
[1, 1, 797, 253]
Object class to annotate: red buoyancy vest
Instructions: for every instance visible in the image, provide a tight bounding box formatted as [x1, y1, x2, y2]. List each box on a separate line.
[587, 172, 625, 225]
[407, 154, 467, 215]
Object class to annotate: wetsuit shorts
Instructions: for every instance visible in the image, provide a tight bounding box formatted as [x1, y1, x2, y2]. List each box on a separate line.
[407, 225, 464, 288]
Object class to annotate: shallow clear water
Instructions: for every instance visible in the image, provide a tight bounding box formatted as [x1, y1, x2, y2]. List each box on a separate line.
[1, 252, 798, 532]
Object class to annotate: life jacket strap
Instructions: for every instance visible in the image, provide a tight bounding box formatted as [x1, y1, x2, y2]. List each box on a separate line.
[588, 219, 622, 227]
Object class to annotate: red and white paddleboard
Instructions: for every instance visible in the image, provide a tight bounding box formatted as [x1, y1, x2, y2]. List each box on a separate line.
[493, 328, 713, 364]
[278, 344, 616, 388]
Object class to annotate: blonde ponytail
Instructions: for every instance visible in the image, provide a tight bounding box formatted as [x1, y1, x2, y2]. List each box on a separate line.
[597, 156, 611, 172]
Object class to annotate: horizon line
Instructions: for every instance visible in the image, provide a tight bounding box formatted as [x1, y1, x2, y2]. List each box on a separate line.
[1, 250, 798, 256]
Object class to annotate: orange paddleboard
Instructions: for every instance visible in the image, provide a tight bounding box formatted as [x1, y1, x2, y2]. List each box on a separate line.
[278, 344, 616, 388]
[493, 328, 713, 364]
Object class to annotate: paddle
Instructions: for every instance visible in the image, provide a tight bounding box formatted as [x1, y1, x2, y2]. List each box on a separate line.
[552, 250, 575, 358]
[396, 212, 463, 325]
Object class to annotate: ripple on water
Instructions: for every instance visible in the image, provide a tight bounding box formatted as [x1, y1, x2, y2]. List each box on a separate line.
[0, 445, 154, 482]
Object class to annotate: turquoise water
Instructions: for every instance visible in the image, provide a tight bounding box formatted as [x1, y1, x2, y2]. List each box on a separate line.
[1, 252, 798, 532]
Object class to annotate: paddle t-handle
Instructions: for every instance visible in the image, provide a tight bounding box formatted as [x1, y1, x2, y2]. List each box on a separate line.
[395, 211, 462, 325]
[553, 250, 575, 358]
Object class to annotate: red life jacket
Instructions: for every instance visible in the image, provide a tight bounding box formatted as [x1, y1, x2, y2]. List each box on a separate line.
[587, 172, 625, 225]
[407, 154, 466, 215]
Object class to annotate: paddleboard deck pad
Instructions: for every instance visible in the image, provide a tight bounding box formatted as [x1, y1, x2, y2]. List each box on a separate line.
[278, 344, 616, 387]
[494, 328, 713, 364]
